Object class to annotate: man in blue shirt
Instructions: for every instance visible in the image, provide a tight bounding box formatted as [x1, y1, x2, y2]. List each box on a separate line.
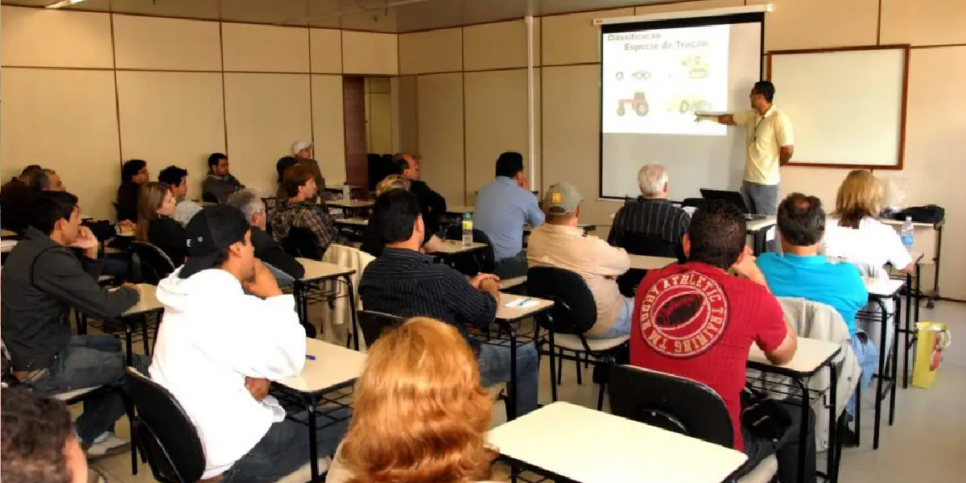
[474, 152, 545, 278]
[757, 193, 876, 440]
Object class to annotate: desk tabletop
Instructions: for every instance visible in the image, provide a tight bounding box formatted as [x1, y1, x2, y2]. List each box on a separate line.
[865, 277, 905, 298]
[334, 217, 369, 227]
[489, 402, 747, 483]
[746, 215, 777, 232]
[297, 258, 355, 282]
[629, 254, 675, 271]
[276, 339, 368, 394]
[1, 229, 17, 238]
[497, 293, 554, 321]
[122, 284, 163, 316]
[879, 218, 937, 228]
[748, 337, 840, 375]
[327, 199, 374, 209]
[1, 240, 17, 254]
[447, 205, 475, 214]
[436, 239, 487, 255]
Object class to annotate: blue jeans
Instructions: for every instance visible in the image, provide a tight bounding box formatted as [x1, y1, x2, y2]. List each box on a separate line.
[29, 335, 151, 445]
[848, 332, 879, 416]
[477, 342, 539, 417]
[221, 409, 349, 483]
[587, 297, 634, 339]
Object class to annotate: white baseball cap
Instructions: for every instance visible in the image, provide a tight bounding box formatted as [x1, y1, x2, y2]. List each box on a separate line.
[292, 141, 313, 155]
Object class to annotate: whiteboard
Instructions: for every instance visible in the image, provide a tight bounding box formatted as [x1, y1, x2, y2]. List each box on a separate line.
[768, 47, 908, 168]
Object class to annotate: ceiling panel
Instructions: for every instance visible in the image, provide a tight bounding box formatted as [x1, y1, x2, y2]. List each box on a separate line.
[3, 0, 691, 32]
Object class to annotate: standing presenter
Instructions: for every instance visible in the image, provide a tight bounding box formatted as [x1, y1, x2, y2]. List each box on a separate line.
[696, 81, 794, 215]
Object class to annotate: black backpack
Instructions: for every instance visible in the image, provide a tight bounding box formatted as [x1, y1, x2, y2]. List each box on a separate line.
[893, 205, 945, 224]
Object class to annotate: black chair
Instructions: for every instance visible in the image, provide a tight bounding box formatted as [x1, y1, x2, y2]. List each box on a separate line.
[527, 266, 630, 410]
[614, 233, 684, 297]
[608, 365, 778, 482]
[443, 226, 496, 275]
[201, 192, 219, 204]
[357, 310, 405, 349]
[281, 227, 324, 260]
[682, 198, 707, 210]
[125, 368, 206, 483]
[130, 241, 176, 285]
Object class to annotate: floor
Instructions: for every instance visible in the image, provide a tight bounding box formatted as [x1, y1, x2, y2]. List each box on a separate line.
[90, 299, 966, 483]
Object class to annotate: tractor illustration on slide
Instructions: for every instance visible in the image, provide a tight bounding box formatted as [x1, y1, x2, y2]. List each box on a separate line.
[682, 55, 709, 79]
[666, 95, 712, 114]
[617, 91, 650, 117]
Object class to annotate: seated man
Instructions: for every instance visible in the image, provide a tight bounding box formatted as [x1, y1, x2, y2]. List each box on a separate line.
[150, 205, 346, 482]
[393, 153, 446, 236]
[631, 200, 814, 483]
[359, 190, 539, 416]
[158, 166, 203, 225]
[474, 152, 545, 279]
[757, 193, 875, 430]
[117, 159, 149, 222]
[1, 165, 44, 233]
[1, 191, 145, 458]
[202, 153, 245, 204]
[227, 189, 305, 283]
[1, 387, 90, 483]
[360, 175, 443, 257]
[271, 164, 341, 259]
[608, 164, 690, 252]
[528, 182, 633, 338]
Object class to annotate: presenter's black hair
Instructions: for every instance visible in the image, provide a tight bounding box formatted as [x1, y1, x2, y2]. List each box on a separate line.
[753, 81, 776, 103]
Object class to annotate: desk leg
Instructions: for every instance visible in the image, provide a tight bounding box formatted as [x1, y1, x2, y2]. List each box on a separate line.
[308, 400, 320, 483]
[508, 331, 519, 421]
[124, 320, 134, 368]
[548, 327, 558, 403]
[890, 296, 900, 426]
[795, 377, 809, 483]
[344, 275, 360, 351]
[873, 298, 888, 450]
[828, 363, 839, 483]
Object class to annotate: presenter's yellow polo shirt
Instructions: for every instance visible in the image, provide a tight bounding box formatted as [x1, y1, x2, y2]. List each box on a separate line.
[733, 106, 794, 186]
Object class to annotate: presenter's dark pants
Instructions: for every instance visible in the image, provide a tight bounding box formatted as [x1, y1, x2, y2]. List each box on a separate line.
[741, 180, 779, 215]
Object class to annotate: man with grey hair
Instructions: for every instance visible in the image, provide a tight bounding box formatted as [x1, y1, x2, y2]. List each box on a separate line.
[227, 189, 304, 280]
[607, 164, 690, 252]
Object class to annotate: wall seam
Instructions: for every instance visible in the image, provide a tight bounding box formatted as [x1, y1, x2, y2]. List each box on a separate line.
[109, 14, 124, 173]
[219, 21, 230, 157]
[461, 27, 468, 205]
[308, 28, 316, 150]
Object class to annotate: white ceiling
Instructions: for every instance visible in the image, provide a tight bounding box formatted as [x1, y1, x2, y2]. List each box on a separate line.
[4, 0, 690, 33]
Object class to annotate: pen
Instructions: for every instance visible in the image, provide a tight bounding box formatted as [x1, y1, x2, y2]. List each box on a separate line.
[517, 297, 532, 307]
[306, 355, 316, 361]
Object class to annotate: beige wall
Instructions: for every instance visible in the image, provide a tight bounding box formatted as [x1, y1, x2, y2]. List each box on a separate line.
[1, 5, 398, 217]
[398, 0, 966, 300]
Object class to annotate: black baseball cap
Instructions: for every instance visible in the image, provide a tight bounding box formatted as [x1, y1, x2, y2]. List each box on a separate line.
[179, 205, 251, 279]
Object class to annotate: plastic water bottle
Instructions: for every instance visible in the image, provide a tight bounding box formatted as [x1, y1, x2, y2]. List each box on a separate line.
[900, 216, 914, 253]
[462, 213, 474, 247]
[342, 184, 351, 201]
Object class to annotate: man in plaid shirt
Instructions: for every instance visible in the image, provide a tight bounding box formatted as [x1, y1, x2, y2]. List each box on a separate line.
[270, 164, 341, 259]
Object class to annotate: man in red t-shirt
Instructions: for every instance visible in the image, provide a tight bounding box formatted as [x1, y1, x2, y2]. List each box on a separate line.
[631, 200, 815, 483]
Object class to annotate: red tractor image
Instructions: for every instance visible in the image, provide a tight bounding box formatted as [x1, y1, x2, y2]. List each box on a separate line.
[617, 91, 650, 117]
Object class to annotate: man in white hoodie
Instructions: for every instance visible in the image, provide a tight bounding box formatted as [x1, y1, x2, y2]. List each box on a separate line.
[149, 205, 347, 482]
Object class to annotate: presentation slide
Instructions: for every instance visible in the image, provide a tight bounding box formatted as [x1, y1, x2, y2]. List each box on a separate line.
[599, 17, 764, 200]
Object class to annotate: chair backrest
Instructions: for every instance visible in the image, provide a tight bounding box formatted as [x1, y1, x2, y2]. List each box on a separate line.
[526, 266, 597, 335]
[125, 368, 205, 483]
[682, 198, 707, 210]
[201, 192, 219, 204]
[281, 227, 324, 260]
[357, 310, 406, 348]
[616, 232, 684, 261]
[443, 226, 496, 275]
[608, 365, 734, 448]
[130, 241, 176, 285]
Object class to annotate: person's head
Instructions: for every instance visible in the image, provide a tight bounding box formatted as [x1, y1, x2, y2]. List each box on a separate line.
[226, 189, 268, 231]
[179, 205, 255, 282]
[29, 191, 82, 245]
[292, 141, 314, 160]
[158, 166, 189, 199]
[371, 189, 423, 251]
[375, 174, 411, 197]
[543, 182, 582, 226]
[777, 193, 826, 255]
[135, 182, 175, 242]
[495, 151, 526, 186]
[32, 169, 65, 192]
[392, 153, 421, 181]
[340, 317, 496, 483]
[750, 81, 775, 111]
[834, 170, 883, 229]
[282, 164, 318, 200]
[638, 164, 669, 199]
[1, 387, 88, 483]
[207, 153, 229, 177]
[276, 156, 299, 183]
[683, 199, 748, 270]
[122, 159, 149, 185]
[18, 165, 43, 183]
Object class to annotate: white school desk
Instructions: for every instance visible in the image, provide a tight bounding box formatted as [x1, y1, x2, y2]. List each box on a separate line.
[492, 293, 554, 421]
[122, 283, 163, 317]
[880, 217, 943, 303]
[333, 217, 368, 227]
[327, 199, 374, 210]
[0, 229, 16, 238]
[629, 254, 676, 271]
[112, 284, 164, 366]
[497, 293, 554, 322]
[489, 402, 747, 483]
[862, 276, 906, 450]
[746, 216, 777, 255]
[499, 276, 528, 291]
[295, 258, 360, 349]
[1, 240, 17, 254]
[436, 239, 487, 255]
[748, 337, 840, 377]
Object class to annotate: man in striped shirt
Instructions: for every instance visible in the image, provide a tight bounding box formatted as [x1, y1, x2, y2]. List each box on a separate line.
[359, 189, 539, 416]
[608, 164, 691, 252]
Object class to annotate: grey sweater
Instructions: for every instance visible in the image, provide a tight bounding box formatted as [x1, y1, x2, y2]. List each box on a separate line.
[0, 228, 139, 371]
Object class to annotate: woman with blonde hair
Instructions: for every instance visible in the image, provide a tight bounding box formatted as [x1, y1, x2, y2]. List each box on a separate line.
[822, 170, 914, 273]
[135, 181, 187, 266]
[325, 317, 501, 483]
[360, 176, 444, 257]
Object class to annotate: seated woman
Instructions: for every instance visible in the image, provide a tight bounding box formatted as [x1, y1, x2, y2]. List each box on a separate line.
[135, 181, 187, 266]
[325, 317, 500, 483]
[360, 175, 444, 257]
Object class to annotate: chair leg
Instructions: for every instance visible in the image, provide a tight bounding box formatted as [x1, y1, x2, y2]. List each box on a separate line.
[575, 352, 583, 386]
[556, 349, 564, 386]
[548, 332, 558, 403]
[139, 315, 151, 357]
[597, 381, 606, 411]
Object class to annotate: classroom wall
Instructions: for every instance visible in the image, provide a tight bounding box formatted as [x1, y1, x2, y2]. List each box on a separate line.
[397, 0, 966, 300]
[0, 6, 399, 219]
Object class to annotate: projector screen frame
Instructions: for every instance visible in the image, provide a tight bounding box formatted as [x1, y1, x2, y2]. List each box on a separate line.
[597, 11, 767, 201]
[766, 44, 911, 171]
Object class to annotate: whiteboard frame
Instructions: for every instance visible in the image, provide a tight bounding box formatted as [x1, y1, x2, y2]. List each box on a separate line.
[766, 44, 910, 170]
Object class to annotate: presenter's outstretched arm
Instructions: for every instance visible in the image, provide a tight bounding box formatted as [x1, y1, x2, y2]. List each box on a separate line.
[694, 113, 736, 125]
